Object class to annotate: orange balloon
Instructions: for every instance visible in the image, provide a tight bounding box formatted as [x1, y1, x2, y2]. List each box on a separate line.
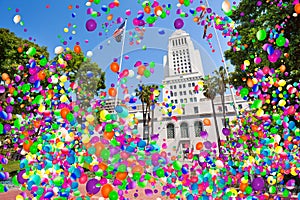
[295, 3, 300, 14]
[38, 71, 46, 80]
[60, 107, 70, 119]
[110, 62, 120, 73]
[23, 140, 33, 152]
[98, 162, 108, 171]
[154, 6, 163, 15]
[103, 131, 114, 140]
[1, 73, 9, 81]
[137, 65, 146, 75]
[132, 165, 144, 174]
[193, 17, 199, 22]
[239, 183, 248, 192]
[101, 184, 113, 198]
[178, 0, 184, 4]
[246, 78, 253, 88]
[196, 142, 203, 150]
[17, 46, 23, 53]
[116, 172, 128, 181]
[94, 142, 105, 157]
[108, 87, 117, 97]
[203, 118, 211, 126]
[5, 79, 11, 85]
[74, 45, 81, 54]
[279, 65, 286, 73]
[144, 6, 151, 14]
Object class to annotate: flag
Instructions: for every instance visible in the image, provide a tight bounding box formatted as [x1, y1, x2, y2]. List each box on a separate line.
[113, 20, 126, 42]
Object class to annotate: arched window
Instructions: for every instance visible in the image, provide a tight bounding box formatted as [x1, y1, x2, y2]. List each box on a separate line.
[167, 124, 175, 139]
[194, 121, 203, 137]
[180, 122, 189, 138]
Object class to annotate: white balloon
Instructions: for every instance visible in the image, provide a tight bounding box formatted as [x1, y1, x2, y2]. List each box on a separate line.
[54, 46, 64, 54]
[13, 15, 21, 24]
[128, 70, 134, 78]
[222, 0, 231, 12]
[85, 2, 92, 6]
[136, 75, 142, 80]
[86, 50, 93, 57]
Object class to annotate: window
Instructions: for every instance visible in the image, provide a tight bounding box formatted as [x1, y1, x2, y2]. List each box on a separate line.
[180, 122, 189, 138]
[174, 85, 177, 89]
[188, 83, 191, 87]
[194, 97, 197, 102]
[179, 84, 182, 89]
[184, 98, 187, 103]
[183, 91, 186, 95]
[175, 99, 178, 104]
[167, 124, 175, 139]
[143, 126, 149, 141]
[190, 98, 193, 103]
[238, 104, 243, 109]
[182, 107, 185, 114]
[192, 82, 195, 87]
[189, 90, 193, 95]
[222, 118, 230, 127]
[194, 121, 203, 137]
[225, 106, 228, 112]
[179, 91, 182, 96]
[174, 92, 177, 97]
[183, 84, 186, 88]
[171, 100, 174, 103]
[218, 106, 222, 112]
[180, 99, 183, 103]
[170, 85, 173, 90]
[194, 106, 199, 114]
[170, 91, 173, 97]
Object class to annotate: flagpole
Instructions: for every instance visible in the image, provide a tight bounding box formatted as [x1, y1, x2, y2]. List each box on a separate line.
[114, 18, 128, 109]
[204, 0, 239, 118]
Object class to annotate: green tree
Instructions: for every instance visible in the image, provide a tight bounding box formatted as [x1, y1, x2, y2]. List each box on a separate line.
[201, 75, 221, 154]
[225, 0, 300, 98]
[213, 66, 229, 128]
[135, 84, 159, 144]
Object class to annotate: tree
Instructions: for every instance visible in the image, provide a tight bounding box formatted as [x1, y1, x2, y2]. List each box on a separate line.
[135, 84, 159, 144]
[224, 0, 300, 106]
[213, 66, 229, 128]
[0, 28, 49, 128]
[201, 75, 221, 154]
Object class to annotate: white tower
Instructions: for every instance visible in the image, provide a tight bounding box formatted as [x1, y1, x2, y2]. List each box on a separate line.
[163, 30, 205, 105]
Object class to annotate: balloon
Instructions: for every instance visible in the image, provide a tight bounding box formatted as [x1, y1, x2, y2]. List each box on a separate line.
[103, 131, 114, 140]
[101, 149, 110, 160]
[86, 178, 100, 195]
[110, 62, 120, 73]
[116, 172, 128, 181]
[222, 128, 230, 136]
[268, 54, 278, 63]
[74, 45, 81, 54]
[108, 190, 119, 200]
[196, 142, 203, 150]
[174, 18, 184, 29]
[86, 19, 97, 32]
[222, 0, 231, 12]
[294, 3, 300, 14]
[23, 140, 33, 152]
[60, 108, 70, 119]
[276, 36, 285, 47]
[86, 51, 93, 57]
[1, 73, 9, 81]
[252, 177, 265, 191]
[144, 69, 151, 78]
[101, 184, 113, 198]
[132, 165, 143, 174]
[137, 65, 146, 75]
[108, 87, 117, 97]
[54, 46, 64, 54]
[13, 15, 21, 24]
[267, 45, 274, 55]
[256, 29, 266, 41]
[240, 87, 249, 97]
[203, 118, 211, 126]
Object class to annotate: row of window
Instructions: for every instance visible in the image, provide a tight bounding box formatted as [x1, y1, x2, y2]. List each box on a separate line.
[170, 82, 195, 90]
[171, 38, 187, 47]
[170, 97, 198, 104]
[166, 121, 203, 139]
[164, 76, 201, 85]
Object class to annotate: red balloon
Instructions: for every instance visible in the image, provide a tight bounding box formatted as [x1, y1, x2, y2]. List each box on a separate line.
[74, 45, 81, 54]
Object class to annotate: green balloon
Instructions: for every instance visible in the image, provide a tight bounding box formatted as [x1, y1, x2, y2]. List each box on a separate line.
[146, 16, 156, 24]
[39, 58, 47, 66]
[101, 149, 110, 160]
[251, 99, 262, 109]
[108, 190, 118, 200]
[105, 124, 113, 132]
[30, 144, 38, 154]
[282, 189, 289, 197]
[22, 83, 31, 93]
[276, 36, 285, 47]
[12, 175, 20, 186]
[156, 168, 164, 178]
[183, 0, 190, 6]
[133, 172, 141, 181]
[94, 0, 100, 4]
[0, 123, 3, 134]
[245, 186, 252, 194]
[118, 164, 127, 172]
[240, 88, 249, 97]
[173, 160, 182, 170]
[27, 47, 36, 56]
[149, 62, 155, 68]
[66, 113, 74, 121]
[53, 176, 64, 186]
[256, 29, 267, 41]
[160, 11, 167, 19]
[224, 10, 232, 16]
[144, 69, 151, 78]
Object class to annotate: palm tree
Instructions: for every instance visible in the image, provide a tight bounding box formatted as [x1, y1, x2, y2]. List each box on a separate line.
[213, 66, 228, 128]
[201, 75, 221, 155]
[135, 84, 159, 144]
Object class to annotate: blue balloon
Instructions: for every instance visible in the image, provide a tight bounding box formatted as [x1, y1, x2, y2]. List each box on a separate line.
[267, 45, 274, 55]
[115, 105, 123, 113]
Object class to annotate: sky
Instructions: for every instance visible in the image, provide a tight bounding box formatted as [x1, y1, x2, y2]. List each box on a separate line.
[0, 0, 240, 98]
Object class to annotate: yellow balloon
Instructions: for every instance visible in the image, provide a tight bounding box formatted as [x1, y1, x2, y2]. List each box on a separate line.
[244, 60, 250, 66]
[278, 99, 286, 107]
[60, 75, 68, 83]
[64, 28, 69, 33]
[275, 146, 283, 153]
[60, 95, 68, 103]
[16, 194, 24, 200]
[38, 104, 45, 113]
[278, 80, 286, 86]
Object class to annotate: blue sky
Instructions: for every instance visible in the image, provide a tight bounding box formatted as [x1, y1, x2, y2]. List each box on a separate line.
[0, 0, 239, 97]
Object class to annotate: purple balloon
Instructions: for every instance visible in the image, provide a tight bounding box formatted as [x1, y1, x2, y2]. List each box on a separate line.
[17, 170, 27, 184]
[174, 18, 184, 29]
[252, 177, 265, 191]
[86, 178, 100, 195]
[200, 131, 208, 139]
[204, 141, 212, 149]
[0, 86, 5, 93]
[86, 19, 97, 32]
[222, 128, 230, 136]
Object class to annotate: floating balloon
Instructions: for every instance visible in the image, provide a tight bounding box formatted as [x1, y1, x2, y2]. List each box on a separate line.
[101, 184, 113, 198]
[86, 178, 100, 195]
[256, 29, 266, 41]
[13, 15, 21, 24]
[110, 62, 120, 73]
[203, 118, 211, 126]
[86, 19, 97, 32]
[174, 18, 184, 29]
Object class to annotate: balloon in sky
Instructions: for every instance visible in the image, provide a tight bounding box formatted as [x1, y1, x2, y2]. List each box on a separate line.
[86, 19, 97, 32]
[174, 18, 184, 29]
